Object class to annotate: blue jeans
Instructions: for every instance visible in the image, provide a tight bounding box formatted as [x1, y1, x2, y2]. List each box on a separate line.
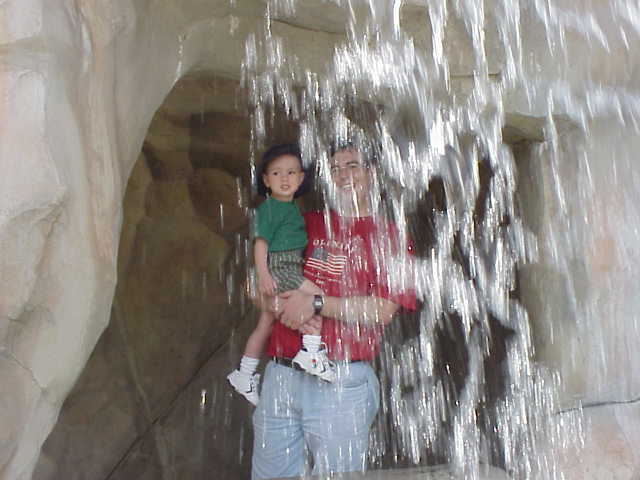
[252, 360, 380, 480]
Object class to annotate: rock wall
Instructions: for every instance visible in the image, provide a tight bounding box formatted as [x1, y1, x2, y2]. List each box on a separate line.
[517, 123, 640, 478]
[0, 1, 305, 476]
[33, 101, 257, 479]
[1, 0, 640, 479]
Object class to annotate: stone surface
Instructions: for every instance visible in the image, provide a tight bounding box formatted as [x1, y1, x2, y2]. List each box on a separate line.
[190, 168, 248, 235]
[189, 111, 252, 177]
[0, 0, 42, 44]
[552, 403, 640, 480]
[104, 316, 256, 480]
[0, 358, 42, 474]
[34, 117, 247, 479]
[516, 124, 640, 406]
[32, 319, 142, 480]
[0, 0, 639, 478]
[117, 154, 153, 276]
[0, 67, 65, 323]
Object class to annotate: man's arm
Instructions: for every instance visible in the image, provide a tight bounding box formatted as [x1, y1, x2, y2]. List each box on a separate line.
[279, 290, 400, 331]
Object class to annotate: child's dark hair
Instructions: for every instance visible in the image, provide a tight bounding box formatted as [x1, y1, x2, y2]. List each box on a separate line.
[256, 143, 313, 198]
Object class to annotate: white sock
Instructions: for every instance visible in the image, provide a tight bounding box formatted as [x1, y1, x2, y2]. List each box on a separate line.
[302, 335, 322, 353]
[239, 356, 259, 375]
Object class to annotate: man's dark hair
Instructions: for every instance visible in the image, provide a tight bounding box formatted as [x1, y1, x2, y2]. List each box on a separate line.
[256, 143, 313, 198]
[329, 139, 380, 167]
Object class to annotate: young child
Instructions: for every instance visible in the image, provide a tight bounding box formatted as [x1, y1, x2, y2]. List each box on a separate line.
[227, 144, 336, 406]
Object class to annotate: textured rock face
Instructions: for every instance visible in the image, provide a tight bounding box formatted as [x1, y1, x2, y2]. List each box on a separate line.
[33, 90, 254, 480]
[1, 0, 640, 479]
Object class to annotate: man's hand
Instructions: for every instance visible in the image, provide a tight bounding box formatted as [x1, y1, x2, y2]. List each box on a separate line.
[279, 290, 314, 331]
[299, 316, 322, 335]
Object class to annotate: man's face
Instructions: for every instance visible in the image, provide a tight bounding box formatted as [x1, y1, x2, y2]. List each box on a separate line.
[329, 148, 372, 203]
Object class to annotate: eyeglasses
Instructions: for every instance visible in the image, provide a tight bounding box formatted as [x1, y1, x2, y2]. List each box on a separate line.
[329, 161, 368, 175]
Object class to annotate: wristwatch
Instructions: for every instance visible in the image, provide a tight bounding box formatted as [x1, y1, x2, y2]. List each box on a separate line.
[312, 294, 324, 315]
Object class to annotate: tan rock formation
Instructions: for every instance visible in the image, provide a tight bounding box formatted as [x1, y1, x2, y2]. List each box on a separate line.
[1, 0, 640, 478]
[34, 106, 248, 478]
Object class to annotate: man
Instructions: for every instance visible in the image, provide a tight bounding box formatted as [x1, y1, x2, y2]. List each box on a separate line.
[251, 144, 416, 480]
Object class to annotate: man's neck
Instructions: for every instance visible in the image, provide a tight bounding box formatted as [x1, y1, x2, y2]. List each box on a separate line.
[334, 198, 373, 218]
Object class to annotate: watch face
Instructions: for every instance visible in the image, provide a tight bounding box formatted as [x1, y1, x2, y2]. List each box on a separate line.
[313, 295, 323, 314]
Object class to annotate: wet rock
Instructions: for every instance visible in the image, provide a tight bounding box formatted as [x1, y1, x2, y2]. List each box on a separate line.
[554, 403, 640, 480]
[0, 358, 42, 472]
[117, 154, 153, 276]
[144, 180, 197, 219]
[2, 0, 640, 478]
[0, 67, 66, 323]
[35, 186, 235, 479]
[189, 168, 248, 235]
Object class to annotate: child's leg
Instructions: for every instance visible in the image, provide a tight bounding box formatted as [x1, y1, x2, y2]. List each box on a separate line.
[244, 310, 274, 357]
[292, 281, 322, 348]
[292, 313, 335, 382]
[295, 281, 324, 351]
[240, 311, 275, 375]
[289, 272, 335, 381]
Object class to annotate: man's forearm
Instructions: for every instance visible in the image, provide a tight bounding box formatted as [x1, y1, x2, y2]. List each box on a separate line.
[278, 290, 401, 331]
[319, 295, 399, 326]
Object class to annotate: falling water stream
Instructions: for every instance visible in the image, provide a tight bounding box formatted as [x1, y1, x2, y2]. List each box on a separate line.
[196, 0, 640, 478]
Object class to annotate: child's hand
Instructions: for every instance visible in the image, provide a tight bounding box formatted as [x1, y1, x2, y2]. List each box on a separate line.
[258, 270, 278, 296]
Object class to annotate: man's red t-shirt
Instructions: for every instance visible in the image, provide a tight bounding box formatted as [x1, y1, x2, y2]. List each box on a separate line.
[266, 210, 417, 361]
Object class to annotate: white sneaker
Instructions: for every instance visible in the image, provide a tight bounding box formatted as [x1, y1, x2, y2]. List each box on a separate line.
[292, 347, 336, 382]
[227, 369, 260, 406]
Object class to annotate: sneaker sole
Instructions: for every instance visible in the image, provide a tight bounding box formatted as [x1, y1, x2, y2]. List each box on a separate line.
[226, 377, 259, 405]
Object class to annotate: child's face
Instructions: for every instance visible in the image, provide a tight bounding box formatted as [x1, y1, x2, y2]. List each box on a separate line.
[262, 154, 305, 201]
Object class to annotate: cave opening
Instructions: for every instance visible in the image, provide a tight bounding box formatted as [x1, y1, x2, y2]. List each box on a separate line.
[34, 70, 553, 480]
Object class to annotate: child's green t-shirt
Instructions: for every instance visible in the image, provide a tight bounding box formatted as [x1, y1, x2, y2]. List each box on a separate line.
[254, 196, 308, 252]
